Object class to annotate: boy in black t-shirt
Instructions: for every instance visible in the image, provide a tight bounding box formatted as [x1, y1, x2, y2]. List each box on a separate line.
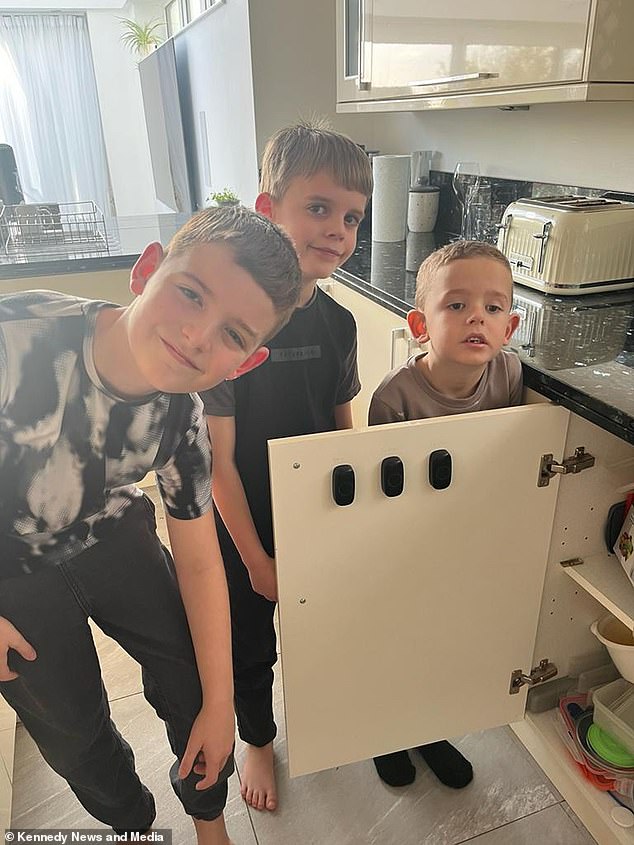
[0, 207, 301, 845]
[200, 121, 372, 813]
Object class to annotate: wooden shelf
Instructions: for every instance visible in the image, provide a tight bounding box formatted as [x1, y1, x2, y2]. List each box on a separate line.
[513, 710, 634, 845]
[561, 552, 634, 630]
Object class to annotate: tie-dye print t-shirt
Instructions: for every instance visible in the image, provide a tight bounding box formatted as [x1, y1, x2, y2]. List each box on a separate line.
[0, 290, 212, 577]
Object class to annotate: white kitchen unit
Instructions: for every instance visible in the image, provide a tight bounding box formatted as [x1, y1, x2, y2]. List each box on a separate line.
[271, 284, 634, 845]
[0, 698, 15, 832]
[337, 0, 634, 112]
[0, 267, 133, 303]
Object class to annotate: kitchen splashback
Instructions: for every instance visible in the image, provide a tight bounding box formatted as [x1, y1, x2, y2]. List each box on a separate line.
[427, 171, 634, 241]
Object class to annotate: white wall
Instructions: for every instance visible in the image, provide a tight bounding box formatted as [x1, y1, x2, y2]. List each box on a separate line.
[247, 0, 385, 161]
[348, 101, 634, 192]
[87, 0, 164, 215]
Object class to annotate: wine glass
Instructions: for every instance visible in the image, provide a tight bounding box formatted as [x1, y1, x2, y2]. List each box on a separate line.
[452, 161, 481, 239]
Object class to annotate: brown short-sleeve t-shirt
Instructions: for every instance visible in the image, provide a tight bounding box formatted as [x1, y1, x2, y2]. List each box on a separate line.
[368, 348, 523, 425]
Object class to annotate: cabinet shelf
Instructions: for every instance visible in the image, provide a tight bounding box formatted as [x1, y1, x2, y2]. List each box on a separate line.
[561, 553, 634, 630]
[513, 710, 634, 845]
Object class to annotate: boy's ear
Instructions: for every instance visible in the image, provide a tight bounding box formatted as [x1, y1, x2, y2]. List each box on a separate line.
[407, 309, 429, 343]
[255, 193, 273, 220]
[225, 346, 270, 380]
[130, 242, 164, 295]
[503, 311, 521, 345]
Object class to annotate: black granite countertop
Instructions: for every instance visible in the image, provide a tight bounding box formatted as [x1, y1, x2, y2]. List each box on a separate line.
[338, 233, 634, 446]
[0, 212, 190, 279]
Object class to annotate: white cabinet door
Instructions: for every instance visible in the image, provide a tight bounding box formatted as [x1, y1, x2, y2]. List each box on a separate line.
[269, 403, 569, 776]
[339, 0, 591, 103]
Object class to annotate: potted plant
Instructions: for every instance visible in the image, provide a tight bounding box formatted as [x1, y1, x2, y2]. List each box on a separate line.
[206, 188, 240, 207]
[119, 18, 165, 59]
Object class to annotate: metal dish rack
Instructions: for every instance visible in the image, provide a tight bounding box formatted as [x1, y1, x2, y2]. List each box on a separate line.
[0, 201, 109, 262]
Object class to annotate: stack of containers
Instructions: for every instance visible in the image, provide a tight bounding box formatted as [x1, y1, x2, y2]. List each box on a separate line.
[557, 693, 634, 798]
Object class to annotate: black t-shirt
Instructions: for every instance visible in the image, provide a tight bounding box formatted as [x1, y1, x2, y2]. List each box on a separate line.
[200, 287, 360, 553]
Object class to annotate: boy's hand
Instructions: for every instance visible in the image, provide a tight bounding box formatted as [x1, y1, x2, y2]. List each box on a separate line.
[0, 616, 37, 681]
[178, 701, 234, 790]
[247, 553, 278, 602]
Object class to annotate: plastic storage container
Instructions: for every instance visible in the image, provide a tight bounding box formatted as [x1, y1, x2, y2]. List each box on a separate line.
[593, 678, 634, 756]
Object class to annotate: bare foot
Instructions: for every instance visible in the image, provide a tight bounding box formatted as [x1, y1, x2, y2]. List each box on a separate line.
[193, 815, 232, 845]
[240, 741, 277, 811]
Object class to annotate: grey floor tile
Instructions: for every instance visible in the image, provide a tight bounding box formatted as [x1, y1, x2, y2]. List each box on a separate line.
[12, 692, 256, 844]
[237, 666, 562, 845]
[464, 802, 597, 844]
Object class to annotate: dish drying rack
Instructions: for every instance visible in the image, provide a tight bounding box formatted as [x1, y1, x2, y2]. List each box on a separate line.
[0, 201, 109, 262]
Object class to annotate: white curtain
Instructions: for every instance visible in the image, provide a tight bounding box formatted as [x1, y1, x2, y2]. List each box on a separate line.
[0, 13, 113, 214]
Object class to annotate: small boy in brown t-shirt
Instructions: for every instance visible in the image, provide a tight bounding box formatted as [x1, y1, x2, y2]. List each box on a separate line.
[369, 240, 522, 788]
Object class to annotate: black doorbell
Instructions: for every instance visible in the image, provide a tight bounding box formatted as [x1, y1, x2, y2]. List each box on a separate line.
[429, 449, 452, 489]
[332, 464, 355, 506]
[381, 456, 404, 497]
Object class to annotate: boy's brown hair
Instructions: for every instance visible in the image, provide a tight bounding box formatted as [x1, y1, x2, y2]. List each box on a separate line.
[260, 119, 373, 201]
[166, 204, 302, 336]
[415, 240, 513, 310]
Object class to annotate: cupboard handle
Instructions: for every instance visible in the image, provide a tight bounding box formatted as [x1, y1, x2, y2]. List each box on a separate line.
[390, 326, 407, 369]
[408, 71, 499, 87]
[357, 0, 371, 90]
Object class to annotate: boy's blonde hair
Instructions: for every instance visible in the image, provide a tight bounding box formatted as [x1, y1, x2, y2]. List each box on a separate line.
[260, 119, 373, 201]
[166, 205, 302, 337]
[415, 240, 512, 310]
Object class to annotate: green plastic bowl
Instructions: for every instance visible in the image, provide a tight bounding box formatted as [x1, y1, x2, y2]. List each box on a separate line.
[587, 722, 634, 768]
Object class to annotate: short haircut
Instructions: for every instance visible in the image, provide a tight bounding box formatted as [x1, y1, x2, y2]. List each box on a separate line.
[166, 205, 302, 338]
[260, 118, 373, 201]
[415, 240, 513, 310]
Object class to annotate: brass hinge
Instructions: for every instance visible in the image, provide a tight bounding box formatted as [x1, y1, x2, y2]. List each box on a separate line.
[538, 447, 595, 487]
[509, 659, 558, 695]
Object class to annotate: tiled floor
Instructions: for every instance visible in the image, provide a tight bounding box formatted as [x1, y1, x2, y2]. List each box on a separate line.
[11, 490, 597, 843]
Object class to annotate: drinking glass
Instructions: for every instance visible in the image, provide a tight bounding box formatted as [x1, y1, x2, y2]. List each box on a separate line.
[468, 181, 493, 241]
[452, 161, 481, 238]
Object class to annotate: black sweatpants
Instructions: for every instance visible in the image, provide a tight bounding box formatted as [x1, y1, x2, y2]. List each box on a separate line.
[0, 496, 233, 831]
[218, 517, 277, 748]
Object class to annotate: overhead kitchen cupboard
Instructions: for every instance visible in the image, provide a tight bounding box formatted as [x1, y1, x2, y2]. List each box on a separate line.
[337, 0, 634, 112]
[273, 280, 634, 845]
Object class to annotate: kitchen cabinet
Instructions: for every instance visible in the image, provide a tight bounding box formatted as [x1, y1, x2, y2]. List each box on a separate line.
[0, 267, 132, 302]
[0, 699, 15, 832]
[271, 284, 634, 844]
[337, 0, 634, 112]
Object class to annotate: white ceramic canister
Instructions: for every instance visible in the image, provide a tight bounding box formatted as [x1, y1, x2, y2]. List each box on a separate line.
[372, 155, 410, 242]
[407, 186, 440, 233]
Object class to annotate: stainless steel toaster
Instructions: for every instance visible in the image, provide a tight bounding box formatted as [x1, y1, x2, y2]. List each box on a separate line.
[497, 196, 634, 296]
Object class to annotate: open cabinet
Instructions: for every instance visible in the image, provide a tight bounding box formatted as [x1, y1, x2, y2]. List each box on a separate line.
[269, 399, 634, 844]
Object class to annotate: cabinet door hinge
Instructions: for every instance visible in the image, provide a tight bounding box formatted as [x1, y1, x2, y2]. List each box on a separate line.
[538, 446, 595, 487]
[560, 557, 584, 568]
[509, 658, 558, 695]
